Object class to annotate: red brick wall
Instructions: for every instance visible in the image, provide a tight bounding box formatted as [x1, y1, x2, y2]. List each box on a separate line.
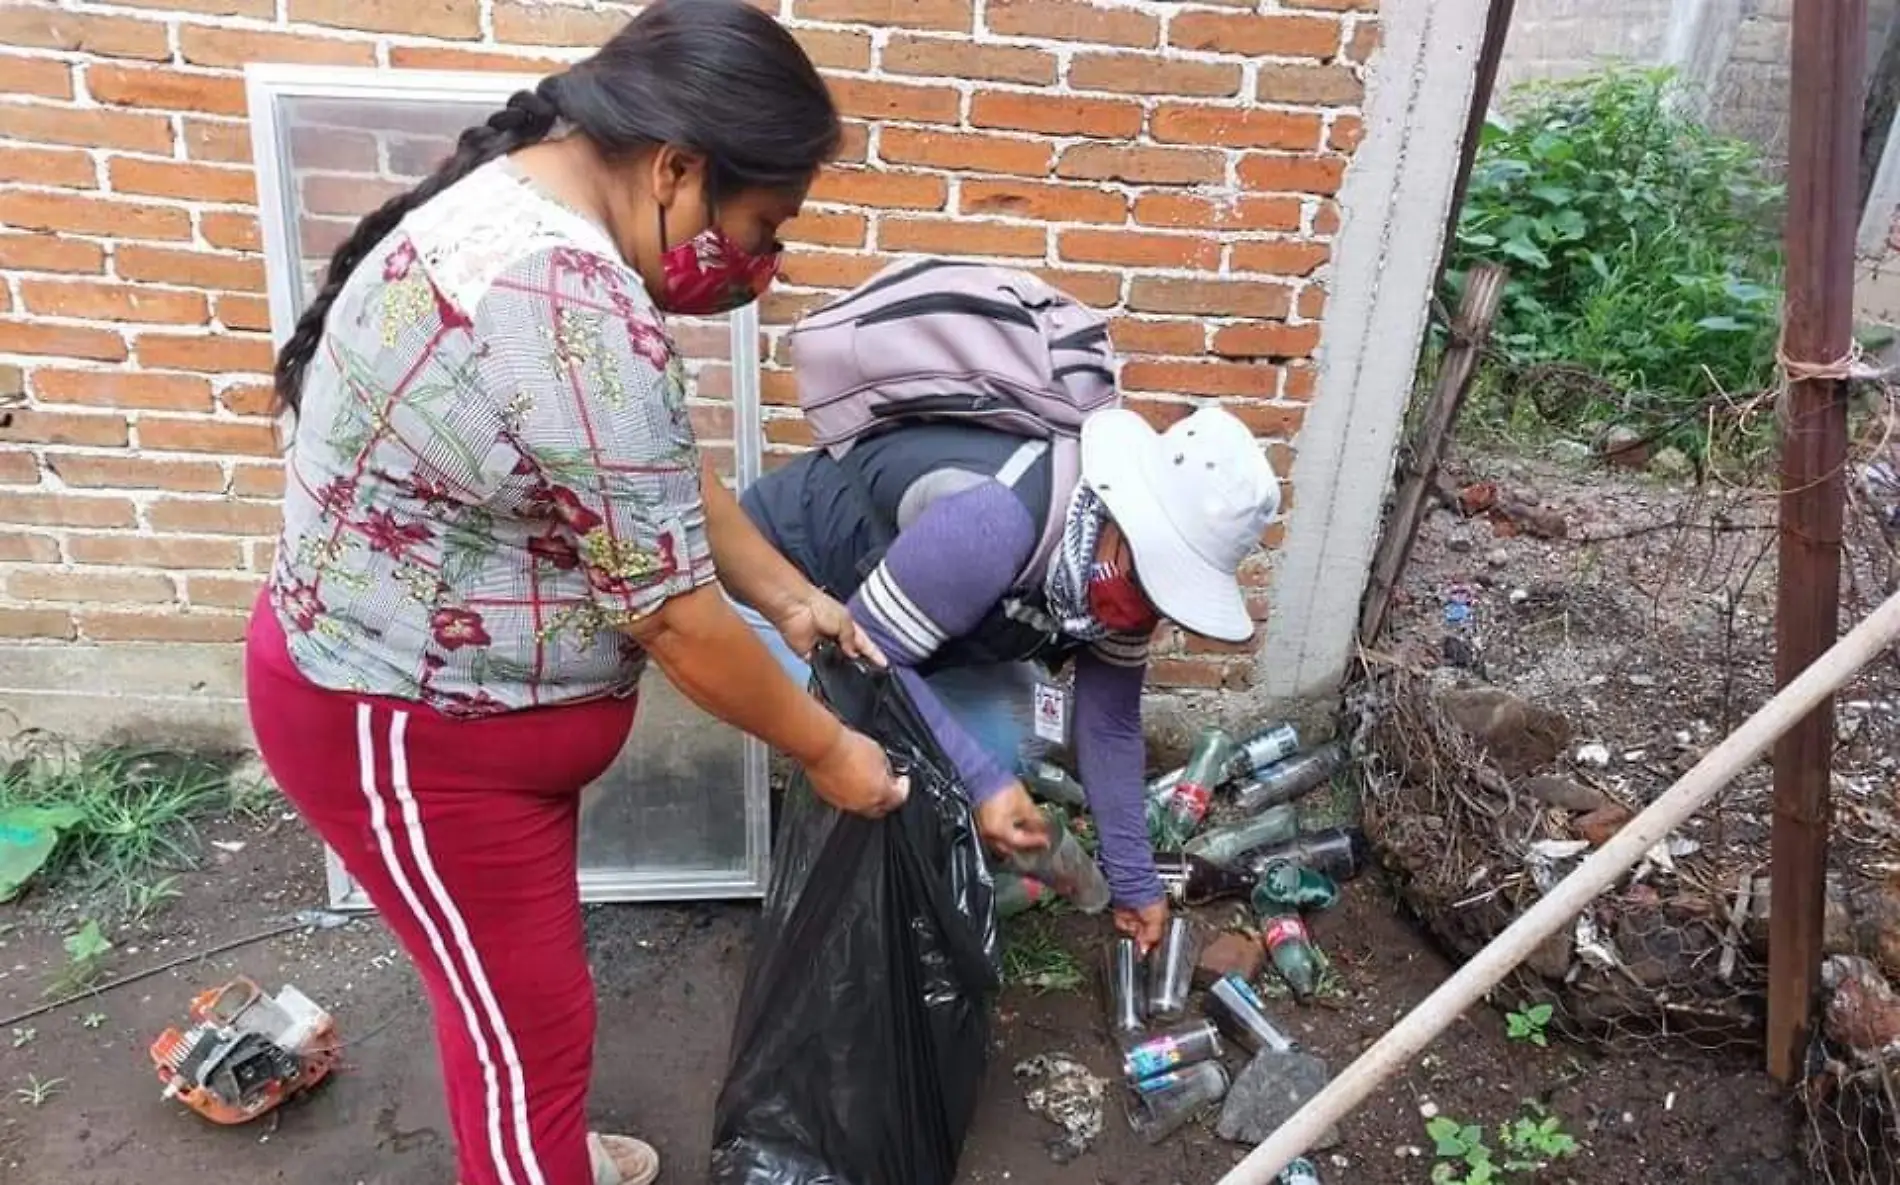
[0, 0, 1378, 692]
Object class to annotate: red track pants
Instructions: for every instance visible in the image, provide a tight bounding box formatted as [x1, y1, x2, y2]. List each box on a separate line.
[246, 599, 637, 1185]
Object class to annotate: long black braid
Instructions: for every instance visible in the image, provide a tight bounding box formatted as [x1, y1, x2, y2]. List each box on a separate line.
[272, 0, 841, 415]
[272, 84, 561, 413]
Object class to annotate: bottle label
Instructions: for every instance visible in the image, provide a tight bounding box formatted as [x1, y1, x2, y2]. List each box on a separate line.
[1126, 1036, 1187, 1079]
[1263, 915, 1309, 952]
[1169, 781, 1213, 824]
[1221, 973, 1267, 1011]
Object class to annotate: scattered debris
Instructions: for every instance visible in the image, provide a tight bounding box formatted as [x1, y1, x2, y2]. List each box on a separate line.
[1821, 956, 1900, 1058]
[1014, 1054, 1107, 1164]
[1574, 805, 1634, 847]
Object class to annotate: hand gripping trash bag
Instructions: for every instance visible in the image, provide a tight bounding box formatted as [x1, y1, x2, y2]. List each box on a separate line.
[710, 645, 1001, 1185]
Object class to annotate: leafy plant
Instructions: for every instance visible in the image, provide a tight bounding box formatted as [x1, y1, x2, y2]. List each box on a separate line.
[9, 1027, 33, 1049]
[1445, 68, 1785, 455]
[1428, 1104, 1580, 1184]
[13, 1075, 66, 1108]
[1505, 1002, 1555, 1047]
[80, 1012, 106, 1031]
[1429, 1116, 1502, 1185]
[46, 919, 113, 998]
[1501, 1105, 1580, 1166]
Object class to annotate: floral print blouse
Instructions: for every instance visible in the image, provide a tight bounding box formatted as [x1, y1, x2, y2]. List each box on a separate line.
[269, 159, 715, 717]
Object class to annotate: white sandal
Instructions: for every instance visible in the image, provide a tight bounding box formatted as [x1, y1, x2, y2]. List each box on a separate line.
[589, 1132, 660, 1185]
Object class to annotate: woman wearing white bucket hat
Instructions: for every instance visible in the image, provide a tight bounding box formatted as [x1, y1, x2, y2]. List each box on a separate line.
[740, 404, 1280, 949]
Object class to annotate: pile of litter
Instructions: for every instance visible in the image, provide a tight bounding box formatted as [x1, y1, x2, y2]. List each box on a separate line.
[1011, 724, 1360, 1185]
[1355, 668, 1766, 1052]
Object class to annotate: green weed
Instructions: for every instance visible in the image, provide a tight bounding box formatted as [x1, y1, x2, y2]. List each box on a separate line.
[1428, 1102, 1581, 1184]
[1505, 1002, 1555, 1047]
[1445, 67, 1784, 458]
[12, 1076, 65, 1108]
[44, 919, 112, 999]
[1001, 917, 1085, 995]
[0, 745, 235, 900]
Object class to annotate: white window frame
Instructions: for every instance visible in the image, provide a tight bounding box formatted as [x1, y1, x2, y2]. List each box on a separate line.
[244, 63, 771, 908]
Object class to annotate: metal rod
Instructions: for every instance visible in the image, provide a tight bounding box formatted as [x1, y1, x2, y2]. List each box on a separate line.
[1, 920, 304, 1029]
[1434, 0, 1517, 293]
[1216, 588, 1900, 1185]
[1769, 0, 1865, 1085]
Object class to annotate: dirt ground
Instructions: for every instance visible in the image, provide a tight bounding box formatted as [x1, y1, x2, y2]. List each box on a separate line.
[1, 812, 1801, 1185]
[4, 442, 1871, 1185]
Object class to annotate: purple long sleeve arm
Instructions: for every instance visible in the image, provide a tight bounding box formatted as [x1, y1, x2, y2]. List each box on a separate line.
[1073, 650, 1161, 907]
[846, 480, 1035, 805]
[845, 479, 1162, 909]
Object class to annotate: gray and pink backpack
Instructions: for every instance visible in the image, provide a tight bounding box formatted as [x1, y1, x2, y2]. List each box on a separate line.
[788, 259, 1122, 587]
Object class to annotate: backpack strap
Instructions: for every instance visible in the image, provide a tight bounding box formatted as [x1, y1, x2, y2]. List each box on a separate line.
[1016, 436, 1079, 593]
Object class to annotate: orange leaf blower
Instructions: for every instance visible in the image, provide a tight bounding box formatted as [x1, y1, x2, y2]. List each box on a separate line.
[149, 977, 341, 1124]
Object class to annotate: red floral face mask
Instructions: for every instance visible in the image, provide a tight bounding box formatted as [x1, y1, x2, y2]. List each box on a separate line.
[1088, 559, 1161, 635]
[656, 207, 781, 317]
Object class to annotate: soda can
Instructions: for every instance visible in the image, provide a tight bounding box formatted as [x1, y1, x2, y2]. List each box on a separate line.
[1238, 724, 1301, 776]
[1205, 973, 1293, 1055]
[1122, 1020, 1223, 1084]
[1104, 937, 1145, 1043]
[1125, 1060, 1229, 1145]
[1144, 916, 1195, 1022]
[1278, 1157, 1323, 1185]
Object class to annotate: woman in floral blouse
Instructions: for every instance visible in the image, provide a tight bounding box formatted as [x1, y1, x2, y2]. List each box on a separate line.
[244, 5, 904, 1184]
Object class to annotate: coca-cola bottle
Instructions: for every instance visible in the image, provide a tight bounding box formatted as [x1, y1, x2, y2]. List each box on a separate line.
[1260, 910, 1322, 999]
[1145, 723, 1303, 813]
[1153, 851, 1258, 907]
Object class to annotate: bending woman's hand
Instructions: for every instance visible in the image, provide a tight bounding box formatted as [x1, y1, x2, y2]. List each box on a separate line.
[772, 589, 887, 668]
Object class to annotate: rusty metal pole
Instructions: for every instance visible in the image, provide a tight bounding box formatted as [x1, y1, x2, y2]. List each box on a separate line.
[1769, 0, 1865, 1084]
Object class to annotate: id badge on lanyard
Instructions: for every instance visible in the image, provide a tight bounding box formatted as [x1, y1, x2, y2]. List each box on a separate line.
[1033, 680, 1071, 746]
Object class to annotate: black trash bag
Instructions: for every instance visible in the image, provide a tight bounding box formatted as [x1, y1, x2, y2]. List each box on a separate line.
[710, 644, 1001, 1185]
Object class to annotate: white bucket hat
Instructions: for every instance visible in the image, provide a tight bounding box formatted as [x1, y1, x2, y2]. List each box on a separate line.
[1079, 406, 1281, 643]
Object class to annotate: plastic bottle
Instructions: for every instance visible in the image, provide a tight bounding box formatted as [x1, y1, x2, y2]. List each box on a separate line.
[1234, 744, 1347, 815]
[994, 873, 1049, 918]
[1125, 1061, 1229, 1145]
[1183, 804, 1302, 866]
[1020, 757, 1088, 809]
[1005, 810, 1111, 913]
[1153, 852, 1258, 907]
[1244, 827, 1373, 884]
[1260, 911, 1322, 999]
[1249, 859, 1340, 914]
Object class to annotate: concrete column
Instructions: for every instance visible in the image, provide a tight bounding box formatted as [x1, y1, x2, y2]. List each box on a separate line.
[1252, 0, 1496, 707]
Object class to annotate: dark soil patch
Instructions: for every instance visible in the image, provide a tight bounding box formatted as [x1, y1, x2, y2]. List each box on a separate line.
[0, 807, 1800, 1184]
